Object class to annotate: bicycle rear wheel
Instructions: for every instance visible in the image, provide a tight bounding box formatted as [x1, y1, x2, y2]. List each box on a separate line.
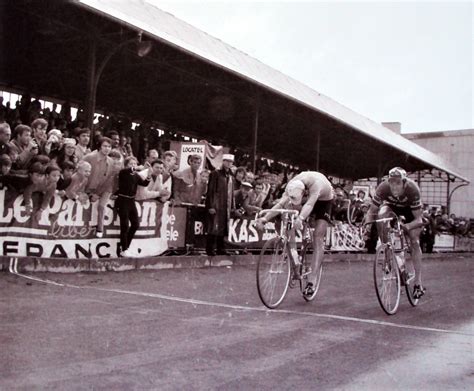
[300, 241, 323, 302]
[257, 237, 291, 309]
[404, 258, 419, 307]
[374, 246, 401, 315]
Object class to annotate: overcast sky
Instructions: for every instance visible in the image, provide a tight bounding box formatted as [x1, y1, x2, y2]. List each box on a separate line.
[150, 0, 472, 133]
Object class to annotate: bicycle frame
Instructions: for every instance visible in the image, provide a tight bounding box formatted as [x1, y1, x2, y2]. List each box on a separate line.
[370, 216, 419, 314]
[255, 209, 321, 308]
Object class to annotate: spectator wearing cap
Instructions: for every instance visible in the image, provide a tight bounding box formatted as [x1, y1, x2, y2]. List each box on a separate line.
[0, 122, 12, 156]
[83, 137, 115, 237]
[173, 154, 205, 205]
[31, 118, 48, 155]
[52, 138, 78, 168]
[205, 153, 235, 256]
[244, 180, 265, 217]
[8, 124, 38, 172]
[74, 128, 91, 160]
[233, 181, 252, 218]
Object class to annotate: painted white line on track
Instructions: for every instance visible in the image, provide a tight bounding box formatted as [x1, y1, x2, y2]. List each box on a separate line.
[8, 263, 473, 337]
[9, 258, 65, 287]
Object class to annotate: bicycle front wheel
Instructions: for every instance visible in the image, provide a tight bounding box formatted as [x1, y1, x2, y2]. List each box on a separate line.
[374, 246, 401, 315]
[257, 237, 291, 309]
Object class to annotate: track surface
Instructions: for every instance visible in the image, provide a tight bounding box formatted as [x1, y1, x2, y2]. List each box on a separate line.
[1, 256, 473, 390]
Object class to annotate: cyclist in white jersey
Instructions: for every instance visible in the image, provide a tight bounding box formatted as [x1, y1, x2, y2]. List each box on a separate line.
[256, 171, 333, 297]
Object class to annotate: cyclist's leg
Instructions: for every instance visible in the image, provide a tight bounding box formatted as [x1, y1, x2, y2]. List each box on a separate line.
[408, 227, 423, 286]
[376, 205, 396, 244]
[307, 199, 331, 286]
[310, 218, 328, 285]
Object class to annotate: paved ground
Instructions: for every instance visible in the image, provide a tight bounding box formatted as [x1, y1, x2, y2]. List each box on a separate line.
[1, 255, 473, 390]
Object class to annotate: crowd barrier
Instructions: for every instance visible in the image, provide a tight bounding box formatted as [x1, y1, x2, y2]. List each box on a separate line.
[0, 188, 472, 259]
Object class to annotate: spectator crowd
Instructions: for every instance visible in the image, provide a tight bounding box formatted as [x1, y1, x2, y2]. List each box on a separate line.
[0, 93, 472, 256]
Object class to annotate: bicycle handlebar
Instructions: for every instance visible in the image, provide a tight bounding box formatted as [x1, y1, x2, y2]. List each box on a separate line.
[364, 216, 424, 231]
[363, 217, 397, 226]
[256, 209, 300, 219]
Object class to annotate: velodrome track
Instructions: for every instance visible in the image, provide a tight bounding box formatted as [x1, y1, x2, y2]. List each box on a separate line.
[1, 255, 472, 390]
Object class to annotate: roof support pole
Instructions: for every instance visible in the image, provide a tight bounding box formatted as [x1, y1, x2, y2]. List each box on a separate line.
[377, 161, 383, 185]
[85, 39, 97, 130]
[315, 129, 320, 171]
[446, 175, 451, 214]
[251, 101, 260, 173]
[85, 36, 141, 129]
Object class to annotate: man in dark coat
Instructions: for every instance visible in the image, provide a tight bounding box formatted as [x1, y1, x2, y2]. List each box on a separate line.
[205, 154, 235, 256]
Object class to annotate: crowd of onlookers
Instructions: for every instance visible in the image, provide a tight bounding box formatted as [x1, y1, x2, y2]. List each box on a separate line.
[0, 94, 473, 255]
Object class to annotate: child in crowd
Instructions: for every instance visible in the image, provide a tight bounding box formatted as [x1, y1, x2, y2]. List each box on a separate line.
[24, 163, 61, 221]
[65, 160, 91, 206]
[57, 161, 75, 193]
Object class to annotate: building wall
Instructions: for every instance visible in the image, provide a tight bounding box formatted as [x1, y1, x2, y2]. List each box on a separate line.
[403, 130, 474, 218]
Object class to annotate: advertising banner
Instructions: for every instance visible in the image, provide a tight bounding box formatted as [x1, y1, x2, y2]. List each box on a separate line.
[433, 233, 455, 251]
[185, 207, 365, 252]
[0, 188, 179, 258]
[454, 236, 474, 252]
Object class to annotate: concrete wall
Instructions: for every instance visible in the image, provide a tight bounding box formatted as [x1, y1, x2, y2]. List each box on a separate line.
[404, 129, 474, 218]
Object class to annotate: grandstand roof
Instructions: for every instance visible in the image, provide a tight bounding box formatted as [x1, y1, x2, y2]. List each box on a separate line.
[2, 0, 468, 182]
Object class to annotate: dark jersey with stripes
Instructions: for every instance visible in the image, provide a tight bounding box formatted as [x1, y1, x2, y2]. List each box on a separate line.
[372, 178, 422, 210]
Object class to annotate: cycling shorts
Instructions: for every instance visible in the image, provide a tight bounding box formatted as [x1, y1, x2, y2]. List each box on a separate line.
[385, 205, 415, 224]
[309, 200, 333, 223]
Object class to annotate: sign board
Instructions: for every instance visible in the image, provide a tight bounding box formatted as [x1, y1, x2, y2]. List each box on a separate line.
[178, 143, 206, 171]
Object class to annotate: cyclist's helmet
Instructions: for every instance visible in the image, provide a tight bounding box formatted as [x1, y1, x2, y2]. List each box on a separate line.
[286, 179, 305, 205]
[388, 167, 407, 182]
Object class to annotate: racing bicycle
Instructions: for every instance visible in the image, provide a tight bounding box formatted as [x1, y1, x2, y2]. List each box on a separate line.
[370, 216, 419, 315]
[256, 209, 323, 309]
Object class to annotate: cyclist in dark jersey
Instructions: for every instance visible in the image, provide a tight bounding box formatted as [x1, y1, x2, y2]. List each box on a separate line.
[366, 167, 425, 299]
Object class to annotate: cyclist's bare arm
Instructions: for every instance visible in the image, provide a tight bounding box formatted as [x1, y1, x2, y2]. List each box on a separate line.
[258, 194, 291, 222]
[365, 204, 380, 224]
[299, 193, 318, 221]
